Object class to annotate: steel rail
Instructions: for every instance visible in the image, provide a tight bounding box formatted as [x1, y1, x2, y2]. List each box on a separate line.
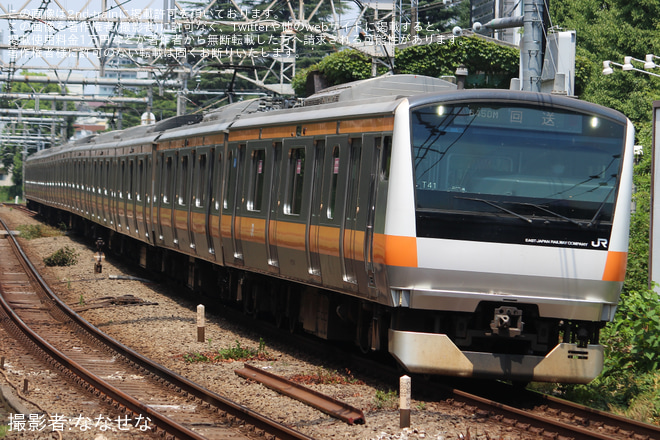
[235, 363, 366, 425]
[0, 217, 315, 440]
[0, 218, 208, 440]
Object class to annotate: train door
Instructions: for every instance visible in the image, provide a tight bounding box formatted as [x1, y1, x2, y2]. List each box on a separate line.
[190, 146, 215, 260]
[109, 156, 119, 231]
[120, 158, 130, 234]
[156, 151, 177, 248]
[267, 142, 282, 271]
[307, 139, 325, 279]
[101, 159, 110, 226]
[95, 158, 103, 224]
[143, 153, 153, 243]
[85, 157, 93, 219]
[74, 159, 82, 215]
[341, 137, 362, 290]
[134, 154, 149, 243]
[91, 159, 99, 222]
[68, 156, 75, 211]
[86, 157, 93, 219]
[238, 141, 273, 272]
[277, 138, 316, 281]
[316, 136, 351, 290]
[342, 135, 382, 297]
[360, 134, 382, 296]
[175, 148, 194, 252]
[222, 143, 244, 265]
[209, 147, 223, 262]
[81, 158, 89, 218]
[126, 157, 137, 237]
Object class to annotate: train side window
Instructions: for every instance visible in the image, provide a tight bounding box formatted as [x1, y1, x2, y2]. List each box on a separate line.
[284, 147, 305, 216]
[327, 146, 340, 220]
[212, 151, 222, 212]
[128, 159, 134, 201]
[247, 148, 265, 212]
[137, 159, 144, 202]
[223, 150, 233, 210]
[119, 160, 125, 199]
[178, 154, 189, 206]
[104, 161, 109, 196]
[96, 161, 102, 194]
[92, 161, 98, 194]
[381, 136, 392, 181]
[162, 156, 172, 205]
[196, 153, 208, 208]
[346, 138, 362, 222]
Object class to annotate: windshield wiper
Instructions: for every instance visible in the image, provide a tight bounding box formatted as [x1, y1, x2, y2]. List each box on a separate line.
[585, 185, 616, 228]
[455, 196, 533, 223]
[508, 202, 586, 227]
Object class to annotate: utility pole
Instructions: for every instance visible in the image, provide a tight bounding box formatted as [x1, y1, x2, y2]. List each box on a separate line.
[521, 0, 544, 92]
[477, 0, 546, 92]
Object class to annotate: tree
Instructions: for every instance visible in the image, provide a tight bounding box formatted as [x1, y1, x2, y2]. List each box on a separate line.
[291, 35, 519, 96]
[414, 0, 470, 35]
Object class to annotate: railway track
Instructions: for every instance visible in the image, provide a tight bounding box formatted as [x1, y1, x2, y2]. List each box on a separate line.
[2, 205, 659, 440]
[0, 216, 314, 440]
[441, 383, 660, 440]
[454, 380, 660, 440]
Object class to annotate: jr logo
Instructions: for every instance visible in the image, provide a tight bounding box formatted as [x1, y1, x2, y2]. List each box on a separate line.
[591, 238, 608, 248]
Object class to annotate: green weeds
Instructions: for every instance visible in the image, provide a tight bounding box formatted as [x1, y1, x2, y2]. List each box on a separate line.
[43, 246, 79, 267]
[181, 338, 272, 363]
[16, 224, 63, 240]
[373, 389, 398, 409]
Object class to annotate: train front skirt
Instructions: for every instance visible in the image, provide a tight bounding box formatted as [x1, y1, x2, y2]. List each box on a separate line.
[389, 330, 604, 383]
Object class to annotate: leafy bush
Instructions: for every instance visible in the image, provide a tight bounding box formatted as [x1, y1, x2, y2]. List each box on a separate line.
[603, 288, 660, 374]
[43, 246, 79, 267]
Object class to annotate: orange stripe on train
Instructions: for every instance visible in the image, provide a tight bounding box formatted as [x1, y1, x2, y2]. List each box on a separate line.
[602, 251, 628, 282]
[384, 235, 418, 268]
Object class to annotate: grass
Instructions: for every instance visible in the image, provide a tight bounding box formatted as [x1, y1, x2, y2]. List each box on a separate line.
[181, 339, 273, 363]
[16, 223, 64, 240]
[373, 389, 398, 410]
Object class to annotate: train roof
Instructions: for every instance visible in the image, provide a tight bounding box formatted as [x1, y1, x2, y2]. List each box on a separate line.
[406, 88, 629, 124]
[302, 74, 456, 106]
[26, 75, 630, 162]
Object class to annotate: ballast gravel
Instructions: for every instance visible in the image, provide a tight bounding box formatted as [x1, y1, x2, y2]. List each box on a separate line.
[0, 205, 534, 440]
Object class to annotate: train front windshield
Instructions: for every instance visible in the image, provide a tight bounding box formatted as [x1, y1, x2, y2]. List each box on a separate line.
[411, 102, 627, 245]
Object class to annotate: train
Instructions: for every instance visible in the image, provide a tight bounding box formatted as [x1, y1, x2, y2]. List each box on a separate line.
[24, 74, 635, 383]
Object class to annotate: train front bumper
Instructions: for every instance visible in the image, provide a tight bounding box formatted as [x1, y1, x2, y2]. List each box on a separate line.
[389, 329, 604, 383]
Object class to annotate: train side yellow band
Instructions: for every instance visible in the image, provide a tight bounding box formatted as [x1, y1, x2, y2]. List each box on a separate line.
[602, 251, 628, 282]
[151, 206, 420, 268]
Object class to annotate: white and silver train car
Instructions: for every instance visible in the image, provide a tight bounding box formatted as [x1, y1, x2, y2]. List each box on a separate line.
[25, 75, 634, 383]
